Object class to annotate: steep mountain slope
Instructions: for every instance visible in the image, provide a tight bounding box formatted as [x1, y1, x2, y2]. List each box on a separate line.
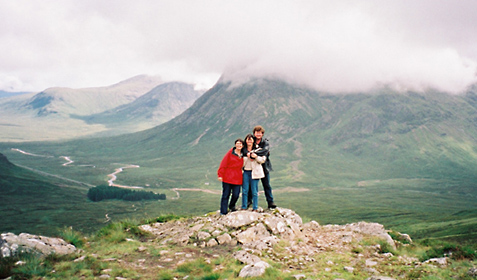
[87, 78, 477, 180]
[77, 82, 204, 132]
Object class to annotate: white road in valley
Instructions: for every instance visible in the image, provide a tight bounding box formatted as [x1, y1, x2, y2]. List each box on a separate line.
[60, 156, 74, 166]
[11, 148, 53, 158]
[107, 165, 143, 189]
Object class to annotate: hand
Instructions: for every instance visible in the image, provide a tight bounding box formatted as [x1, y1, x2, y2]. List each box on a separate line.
[218, 177, 223, 182]
[250, 152, 257, 159]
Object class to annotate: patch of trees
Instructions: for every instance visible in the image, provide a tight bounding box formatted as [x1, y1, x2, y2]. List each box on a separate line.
[87, 185, 166, 202]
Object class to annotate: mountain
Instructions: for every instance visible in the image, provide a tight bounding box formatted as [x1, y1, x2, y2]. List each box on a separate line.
[1, 78, 477, 242]
[0, 76, 203, 141]
[75, 82, 205, 132]
[20, 75, 163, 117]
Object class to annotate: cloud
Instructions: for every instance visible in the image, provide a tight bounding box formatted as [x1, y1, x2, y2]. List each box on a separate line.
[0, 0, 476, 93]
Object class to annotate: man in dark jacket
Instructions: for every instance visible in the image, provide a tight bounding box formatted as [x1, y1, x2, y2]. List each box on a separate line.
[248, 125, 277, 209]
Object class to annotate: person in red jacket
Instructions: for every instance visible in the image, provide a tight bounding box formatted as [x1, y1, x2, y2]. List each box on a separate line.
[217, 138, 244, 215]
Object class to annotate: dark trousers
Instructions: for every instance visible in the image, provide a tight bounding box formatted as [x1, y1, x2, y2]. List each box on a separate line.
[248, 172, 274, 205]
[220, 182, 241, 215]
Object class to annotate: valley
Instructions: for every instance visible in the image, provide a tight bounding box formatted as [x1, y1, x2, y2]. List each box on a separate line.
[1, 77, 476, 246]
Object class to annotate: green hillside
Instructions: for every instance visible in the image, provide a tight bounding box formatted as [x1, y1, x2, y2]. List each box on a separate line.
[0, 153, 87, 234]
[1, 78, 476, 243]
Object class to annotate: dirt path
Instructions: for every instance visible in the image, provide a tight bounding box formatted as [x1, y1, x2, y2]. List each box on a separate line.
[11, 148, 54, 158]
[60, 156, 74, 166]
[107, 165, 143, 189]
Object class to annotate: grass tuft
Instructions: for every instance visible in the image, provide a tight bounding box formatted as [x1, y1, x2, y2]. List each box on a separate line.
[58, 226, 85, 248]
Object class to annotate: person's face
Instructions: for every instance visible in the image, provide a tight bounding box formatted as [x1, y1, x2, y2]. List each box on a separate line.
[246, 137, 254, 146]
[235, 141, 243, 150]
[254, 130, 263, 140]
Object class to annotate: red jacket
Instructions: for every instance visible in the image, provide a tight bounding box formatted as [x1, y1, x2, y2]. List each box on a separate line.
[217, 148, 243, 185]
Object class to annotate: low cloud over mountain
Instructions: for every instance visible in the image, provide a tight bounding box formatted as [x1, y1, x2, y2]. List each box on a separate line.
[1, 1, 477, 94]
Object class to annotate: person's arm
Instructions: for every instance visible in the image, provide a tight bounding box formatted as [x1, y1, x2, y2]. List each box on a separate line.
[254, 139, 269, 157]
[256, 155, 266, 164]
[217, 150, 230, 180]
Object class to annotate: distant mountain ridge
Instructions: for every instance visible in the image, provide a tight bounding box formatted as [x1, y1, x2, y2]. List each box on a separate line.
[22, 75, 164, 117]
[0, 91, 31, 98]
[77, 82, 205, 131]
[0, 76, 204, 141]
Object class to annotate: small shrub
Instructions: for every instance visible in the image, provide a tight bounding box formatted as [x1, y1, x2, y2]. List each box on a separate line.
[388, 230, 412, 245]
[378, 239, 397, 255]
[157, 271, 174, 280]
[418, 239, 477, 261]
[11, 253, 51, 279]
[175, 258, 212, 276]
[201, 273, 221, 280]
[0, 255, 17, 279]
[351, 246, 363, 254]
[147, 214, 185, 224]
[96, 222, 128, 243]
[58, 226, 84, 248]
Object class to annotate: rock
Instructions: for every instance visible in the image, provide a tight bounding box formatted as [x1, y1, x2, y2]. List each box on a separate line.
[216, 233, 232, 245]
[197, 231, 211, 240]
[424, 257, 448, 266]
[243, 236, 279, 251]
[219, 211, 261, 228]
[396, 233, 412, 244]
[233, 250, 262, 265]
[344, 222, 396, 249]
[468, 267, 477, 277]
[137, 246, 148, 252]
[206, 238, 218, 247]
[239, 260, 270, 277]
[1, 232, 76, 258]
[138, 207, 413, 275]
[344, 266, 354, 273]
[236, 223, 270, 245]
[366, 259, 378, 267]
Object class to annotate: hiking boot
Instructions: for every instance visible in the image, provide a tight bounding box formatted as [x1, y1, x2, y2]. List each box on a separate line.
[229, 207, 238, 212]
[268, 203, 277, 209]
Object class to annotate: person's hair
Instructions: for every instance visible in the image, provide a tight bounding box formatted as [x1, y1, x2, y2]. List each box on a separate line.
[244, 133, 254, 144]
[253, 125, 265, 134]
[235, 138, 244, 145]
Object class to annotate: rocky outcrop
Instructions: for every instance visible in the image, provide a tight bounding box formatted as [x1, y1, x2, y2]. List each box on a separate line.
[140, 207, 401, 277]
[0, 232, 76, 258]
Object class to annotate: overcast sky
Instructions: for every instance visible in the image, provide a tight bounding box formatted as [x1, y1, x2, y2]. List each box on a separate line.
[1, 0, 477, 93]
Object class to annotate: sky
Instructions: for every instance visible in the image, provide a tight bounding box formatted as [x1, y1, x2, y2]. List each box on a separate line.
[1, 0, 477, 94]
